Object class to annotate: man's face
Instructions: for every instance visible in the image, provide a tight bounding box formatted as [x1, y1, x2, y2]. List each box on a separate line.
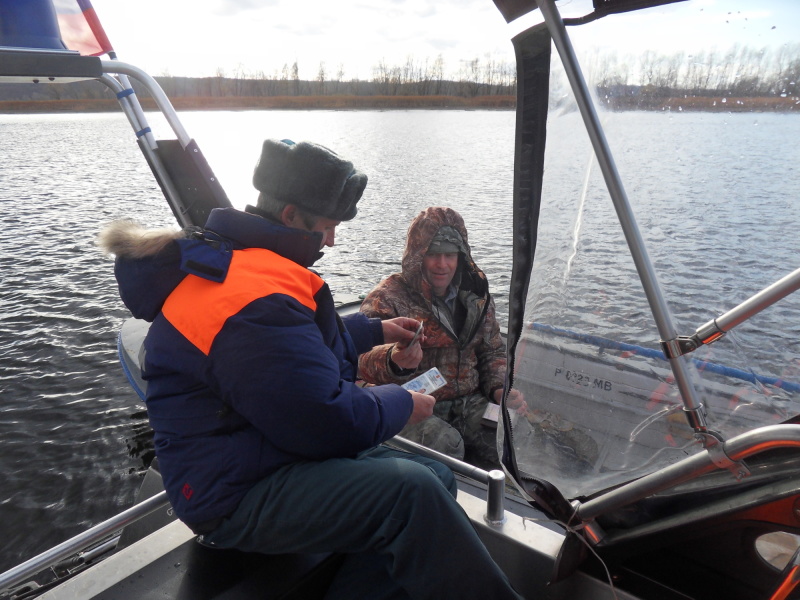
[422, 252, 459, 297]
[282, 205, 340, 249]
[309, 217, 340, 249]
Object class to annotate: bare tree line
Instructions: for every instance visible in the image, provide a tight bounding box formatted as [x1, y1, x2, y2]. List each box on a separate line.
[2, 45, 798, 107]
[154, 53, 517, 98]
[587, 43, 800, 99]
[153, 44, 799, 101]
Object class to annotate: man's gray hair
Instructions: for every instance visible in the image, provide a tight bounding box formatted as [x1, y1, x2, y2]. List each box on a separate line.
[257, 193, 319, 229]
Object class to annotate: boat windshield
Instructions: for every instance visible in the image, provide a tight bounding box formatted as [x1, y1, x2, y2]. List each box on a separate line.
[504, 0, 800, 500]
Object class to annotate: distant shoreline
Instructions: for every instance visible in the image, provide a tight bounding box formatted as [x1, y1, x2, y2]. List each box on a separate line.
[607, 95, 799, 112]
[0, 94, 797, 114]
[0, 95, 516, 114]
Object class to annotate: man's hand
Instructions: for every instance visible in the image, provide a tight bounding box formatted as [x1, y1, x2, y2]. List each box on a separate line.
[408, 391, 435, 425]
[391, 342, 423, 370]
[382, 317, 425, 346]
[493, 388, 527, 415]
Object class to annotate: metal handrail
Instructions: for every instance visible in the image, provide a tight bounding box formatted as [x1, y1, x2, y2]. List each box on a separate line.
[694, 266, 800, 347]
[0, 439, 508, 593]
[388, 436, 506, 524]
[99, 60, 190, 148]
[575, 424, 800, 521]
[0, 491, 170, 594]
[97, 73, 191, 227]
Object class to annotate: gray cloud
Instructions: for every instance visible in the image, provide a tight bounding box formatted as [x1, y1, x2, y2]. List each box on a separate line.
[211, 0, 281, 16]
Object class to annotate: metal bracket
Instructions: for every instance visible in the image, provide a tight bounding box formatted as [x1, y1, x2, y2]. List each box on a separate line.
[660, 336, 699, 359]
[682, 404, 707, 431]
[660, 320, 728, 359]
[697, 431, 751, 481]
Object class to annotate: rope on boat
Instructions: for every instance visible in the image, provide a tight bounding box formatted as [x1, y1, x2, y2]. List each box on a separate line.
[530, 323, 800, 394]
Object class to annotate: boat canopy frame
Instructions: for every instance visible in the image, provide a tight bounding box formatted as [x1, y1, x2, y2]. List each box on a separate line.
[499, 0, 800, 531]
[491, 0, 689, 25]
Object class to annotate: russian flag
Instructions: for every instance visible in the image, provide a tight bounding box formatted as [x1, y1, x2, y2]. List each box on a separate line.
[54, 0, 113, 56]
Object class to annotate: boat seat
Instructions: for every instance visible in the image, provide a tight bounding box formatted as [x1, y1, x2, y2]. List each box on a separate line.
[101, 460, 344, 599]
[90, 537, 344, 600]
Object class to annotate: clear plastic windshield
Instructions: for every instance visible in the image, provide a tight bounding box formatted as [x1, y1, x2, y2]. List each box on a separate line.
[506, 1, 800, 500]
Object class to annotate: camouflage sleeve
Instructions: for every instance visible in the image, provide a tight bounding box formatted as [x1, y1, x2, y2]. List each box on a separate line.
[358, 281, 416, 385]
[476, 296, 507, 400]
[358, 343, 417, 385]
[360, 281, 402, 320]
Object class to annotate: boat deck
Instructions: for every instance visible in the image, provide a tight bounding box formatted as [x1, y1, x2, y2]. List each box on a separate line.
[40, 521, 340, 600]
[29, 474, 578, 600]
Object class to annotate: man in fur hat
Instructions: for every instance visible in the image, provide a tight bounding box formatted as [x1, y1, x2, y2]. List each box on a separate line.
[100, 140, 523, 600]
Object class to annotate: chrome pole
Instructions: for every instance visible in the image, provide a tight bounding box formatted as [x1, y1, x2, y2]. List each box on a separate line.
[99, 73, 192, 227]
[99, 74, 144, 136]
[388, 436, 506, 525]
[0, 491, 170, 594]
[576, 424, 800, 521]
[696, 266, 800, 344]
[99, 60, 191, 148]
[536, 0, 708, 432]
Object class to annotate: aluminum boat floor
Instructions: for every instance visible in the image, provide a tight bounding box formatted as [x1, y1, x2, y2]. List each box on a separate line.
[32, 475, 644, 600]
[28, 478, 556, 599]
[37, 519, 340, 600]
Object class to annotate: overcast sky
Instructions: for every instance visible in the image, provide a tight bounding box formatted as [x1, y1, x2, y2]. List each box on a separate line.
[88, 0, 521, 80]
[88, 0, 798, 80]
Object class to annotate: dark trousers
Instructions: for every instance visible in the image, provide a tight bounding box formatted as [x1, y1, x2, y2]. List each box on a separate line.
[401, 393, 500, 470]
[203, 446, 523, 600]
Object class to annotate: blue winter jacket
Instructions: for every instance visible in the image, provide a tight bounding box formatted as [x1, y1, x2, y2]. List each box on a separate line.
[113, 207, 413, 527]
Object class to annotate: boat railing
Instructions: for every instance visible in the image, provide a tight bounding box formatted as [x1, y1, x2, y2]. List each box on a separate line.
[10, 412, 800, 593]
[0, 43, 230, 229]
[99, 59, 190, 148]
[670, 266, 800, 360]
[388, 436, 508, 524]
[95, 58, 231, 228]
[0, 491, 169, 594]
[575, 423, 800, 523]
[0, 437, 507, 596]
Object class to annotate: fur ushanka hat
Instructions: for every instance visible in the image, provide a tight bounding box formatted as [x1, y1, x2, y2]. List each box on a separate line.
[252, 138, 367, 221]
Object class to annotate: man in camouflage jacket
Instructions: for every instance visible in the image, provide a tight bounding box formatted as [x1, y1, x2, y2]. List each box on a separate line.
[359, 206, 524, 468]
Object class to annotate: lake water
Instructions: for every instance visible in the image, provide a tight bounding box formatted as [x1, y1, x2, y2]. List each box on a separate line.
[0, 108, 798, 573]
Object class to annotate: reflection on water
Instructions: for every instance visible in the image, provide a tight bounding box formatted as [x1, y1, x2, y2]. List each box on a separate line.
[0, 114, 177, 571]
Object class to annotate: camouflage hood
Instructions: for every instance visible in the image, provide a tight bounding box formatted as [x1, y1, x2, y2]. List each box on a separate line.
[400, 207, 489, 301]
[359, 206, 506, 402]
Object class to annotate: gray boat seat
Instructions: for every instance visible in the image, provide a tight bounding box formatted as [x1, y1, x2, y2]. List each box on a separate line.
[91, 537, 343, 600]
[98, 460, 344, 600]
